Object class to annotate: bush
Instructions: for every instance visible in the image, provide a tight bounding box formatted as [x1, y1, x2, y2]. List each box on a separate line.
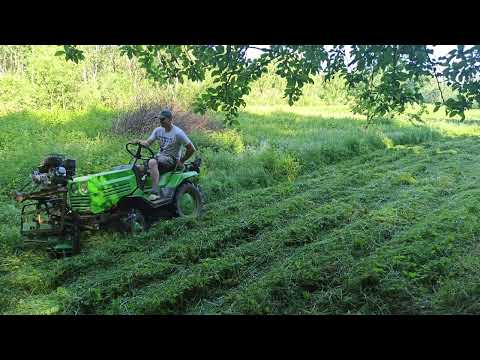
[24, 46, 83, 110]
[245, 64, 351, 107]
[0, 73, 37, 113]
[204, 129, 245, 154]
[258, 148, 302, 182]
[420, 76, 458, 104]
[111, 103, 223, 137]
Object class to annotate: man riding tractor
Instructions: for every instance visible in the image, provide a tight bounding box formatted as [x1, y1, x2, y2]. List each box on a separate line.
[133, 109, 196, 202]
[13, 109, 203, 256]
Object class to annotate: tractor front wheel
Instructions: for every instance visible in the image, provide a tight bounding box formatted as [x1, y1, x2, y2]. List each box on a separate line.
[52, 220, 80, 258]
[124, 208, 148, 236]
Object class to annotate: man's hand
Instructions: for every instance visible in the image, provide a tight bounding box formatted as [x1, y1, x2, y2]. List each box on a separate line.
[133, 139, 149, 147]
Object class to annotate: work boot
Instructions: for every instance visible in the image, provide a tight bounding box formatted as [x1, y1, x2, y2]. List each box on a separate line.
[148, 192, 160, 201]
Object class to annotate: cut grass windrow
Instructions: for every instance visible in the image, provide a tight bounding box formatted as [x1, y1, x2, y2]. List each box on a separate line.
[70, 144, 456, 314]
[3, 144, 430, 314]
[1, 145, 423, 313]
[199, 159, 480, 314]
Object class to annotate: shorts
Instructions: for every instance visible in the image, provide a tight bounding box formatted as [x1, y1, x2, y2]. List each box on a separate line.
[155, 153, 176, 171]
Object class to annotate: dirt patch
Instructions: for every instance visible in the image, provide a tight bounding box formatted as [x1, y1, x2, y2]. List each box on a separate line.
[112, 103, 224, 136]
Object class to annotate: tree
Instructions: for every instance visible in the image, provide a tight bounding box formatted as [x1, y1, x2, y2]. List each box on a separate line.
[0, 46, 32, 74]
[56, 45, 480, 125]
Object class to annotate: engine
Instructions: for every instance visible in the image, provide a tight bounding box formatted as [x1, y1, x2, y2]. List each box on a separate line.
[32, 154, 76, 187]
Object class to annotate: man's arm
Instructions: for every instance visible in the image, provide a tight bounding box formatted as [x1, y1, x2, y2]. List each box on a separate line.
[133, 133, 155, 147]
[179, 143, 195, 165]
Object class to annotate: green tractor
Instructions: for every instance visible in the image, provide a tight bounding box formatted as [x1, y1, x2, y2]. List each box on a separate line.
[13, 142, 204, 257]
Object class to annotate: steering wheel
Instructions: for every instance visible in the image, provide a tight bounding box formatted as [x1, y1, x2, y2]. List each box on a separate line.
[126, 142, 155, 163]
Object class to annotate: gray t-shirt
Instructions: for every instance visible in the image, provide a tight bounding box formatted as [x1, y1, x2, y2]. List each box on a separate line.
[147, 125, 195, 159]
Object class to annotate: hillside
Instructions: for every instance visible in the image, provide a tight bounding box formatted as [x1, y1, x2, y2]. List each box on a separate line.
[1, 105, 480, 314]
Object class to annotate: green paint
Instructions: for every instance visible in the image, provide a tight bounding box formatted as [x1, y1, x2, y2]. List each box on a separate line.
[68, 165, 199, 214]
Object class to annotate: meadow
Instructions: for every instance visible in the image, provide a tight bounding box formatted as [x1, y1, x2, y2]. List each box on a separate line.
[2, 102, 480, 314]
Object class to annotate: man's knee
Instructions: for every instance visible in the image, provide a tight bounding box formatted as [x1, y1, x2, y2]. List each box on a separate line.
[148, 159, 158, 169]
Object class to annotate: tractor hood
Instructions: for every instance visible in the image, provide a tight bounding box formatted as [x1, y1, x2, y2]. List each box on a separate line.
[69, 166, 138, 214]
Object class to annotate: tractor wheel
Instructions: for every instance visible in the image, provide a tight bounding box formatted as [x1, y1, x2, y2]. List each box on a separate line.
[124, 208, 147, 236]
[55, 221, 80, 257]
[70, 222, 81, 255]
[171, 182, 204, 218]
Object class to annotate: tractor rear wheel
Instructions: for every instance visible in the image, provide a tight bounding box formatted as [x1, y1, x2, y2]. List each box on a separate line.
[171, 182, 204, 218]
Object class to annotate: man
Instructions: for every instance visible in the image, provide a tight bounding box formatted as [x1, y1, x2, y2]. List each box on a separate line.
[134, 109, 196, 201]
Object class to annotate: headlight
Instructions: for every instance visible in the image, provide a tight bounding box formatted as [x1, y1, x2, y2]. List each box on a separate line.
[71, 183, 78, 193]
[79, 182, 88, 195]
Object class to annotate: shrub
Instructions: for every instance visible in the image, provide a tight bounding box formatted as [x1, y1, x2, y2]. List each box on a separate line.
[111, 103, 223, 137]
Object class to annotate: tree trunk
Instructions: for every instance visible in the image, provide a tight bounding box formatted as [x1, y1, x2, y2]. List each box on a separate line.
[111, 51, 116, 72]
[93, 45, 99, 82]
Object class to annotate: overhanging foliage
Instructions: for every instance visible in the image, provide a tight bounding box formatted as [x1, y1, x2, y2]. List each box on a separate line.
[57, 45, 480, 124]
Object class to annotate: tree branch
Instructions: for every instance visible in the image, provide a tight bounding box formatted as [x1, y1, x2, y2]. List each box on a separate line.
[424, 45, 446, 105]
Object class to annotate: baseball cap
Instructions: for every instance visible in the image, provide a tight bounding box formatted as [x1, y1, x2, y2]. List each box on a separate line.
[159, 109, 173, 120]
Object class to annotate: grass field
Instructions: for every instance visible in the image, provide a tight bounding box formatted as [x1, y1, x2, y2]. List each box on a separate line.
[1, 104, 480, 314]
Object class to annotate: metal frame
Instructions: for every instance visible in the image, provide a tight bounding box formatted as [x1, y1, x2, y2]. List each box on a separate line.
[20, 186, 68, 238]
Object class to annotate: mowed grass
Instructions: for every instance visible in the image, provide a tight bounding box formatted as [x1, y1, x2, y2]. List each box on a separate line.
[1, 104, 480, 314]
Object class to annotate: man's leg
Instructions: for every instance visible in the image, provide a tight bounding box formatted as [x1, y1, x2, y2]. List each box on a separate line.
[148, 158, 160, 194]
[156, 154, 176, 174]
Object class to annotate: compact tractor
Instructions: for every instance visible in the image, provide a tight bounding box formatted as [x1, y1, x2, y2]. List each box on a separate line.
[13, 143, 203, 256]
